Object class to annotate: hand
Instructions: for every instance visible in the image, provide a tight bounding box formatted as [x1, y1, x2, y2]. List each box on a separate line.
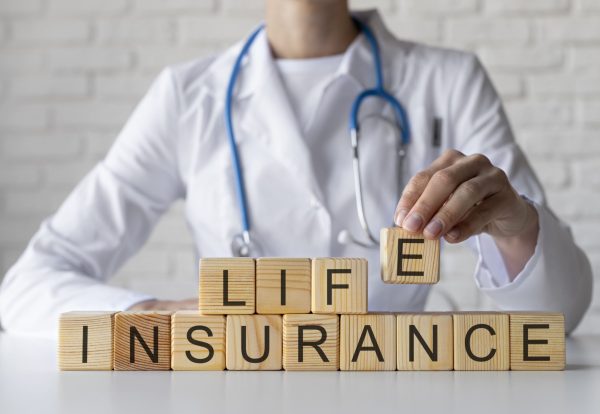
[127, 298, 198, 311]
[393, 149, 539, 278]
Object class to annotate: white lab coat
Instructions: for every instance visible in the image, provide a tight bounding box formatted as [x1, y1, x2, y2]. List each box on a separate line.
[0, 10, 592, 336]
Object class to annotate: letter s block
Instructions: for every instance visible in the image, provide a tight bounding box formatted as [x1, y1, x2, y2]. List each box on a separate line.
[171, 311, 226, 371]
[226, 315, 282, 370]
[380, 227, 439, 284]
[453, 313, 509, 371]
[311, 258, 367, 314]
[199, 258, 255, 314]
[509, 312, 565, 371]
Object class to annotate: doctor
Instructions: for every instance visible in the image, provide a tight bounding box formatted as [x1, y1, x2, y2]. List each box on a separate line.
[0, 0, 592, 336]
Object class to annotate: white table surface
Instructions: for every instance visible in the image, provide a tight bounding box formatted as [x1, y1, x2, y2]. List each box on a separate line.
[1, 332, 599, 414]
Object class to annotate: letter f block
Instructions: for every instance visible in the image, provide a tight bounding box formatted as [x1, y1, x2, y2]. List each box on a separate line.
[311, 258, 367, 314]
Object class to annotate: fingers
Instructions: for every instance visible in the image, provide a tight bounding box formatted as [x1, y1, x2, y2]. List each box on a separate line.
[443, 193, 505, 243]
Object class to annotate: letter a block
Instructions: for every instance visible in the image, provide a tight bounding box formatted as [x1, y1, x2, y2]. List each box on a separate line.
[256, 258, 311, 314]
[283, 314, 339, 371]
[199, 258, 255, 314]
[226, 315, 282, 370]
[509, 313, 565, 371]
[380, 227, 439, 284]
[114, 312, 171, 371]
[453, 313, 509, 371]
[340, 314, 396, 371]
[171, 311, 226, 371]
[58, 311, 115, 370]
[311, 258, 367, 314]
[397, 313, 453, 370]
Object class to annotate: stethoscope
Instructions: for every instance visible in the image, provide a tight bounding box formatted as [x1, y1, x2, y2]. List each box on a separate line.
[227, 18, 410, 257]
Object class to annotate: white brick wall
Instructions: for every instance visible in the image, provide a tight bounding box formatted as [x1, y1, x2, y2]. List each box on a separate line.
[0, 0, 599, 331]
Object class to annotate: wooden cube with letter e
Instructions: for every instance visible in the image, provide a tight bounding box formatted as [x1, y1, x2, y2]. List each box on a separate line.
[199, 258, 255, 314]
[380, 227, 439, 284]
[509, 312, 565, 371]
[311, 258, 367, 314]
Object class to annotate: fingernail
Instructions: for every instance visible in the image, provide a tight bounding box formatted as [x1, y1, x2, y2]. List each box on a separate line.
[424, 219, 443, 238]
[447, 228, 461, 240]
[394, 209, 408, 226]
[402, 213, 423, 232]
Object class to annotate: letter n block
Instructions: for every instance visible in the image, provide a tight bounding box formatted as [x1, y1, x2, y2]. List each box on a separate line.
[171, 311, 226, 371]
[453, 313, 509, 371]
[509, 312, 565, 371]
[58, 311, 115, 370]
[311, 258, 367, 314]
[226, 315, 282, 370]
[114, 312, 171, 371]
[340, 314, 396, 371]
[256, 258, 311, 314]
[283, 314, 339, 371]
[380, 227, 439, 284]
[199, 258, 255, 314]
[397, 313, 453, 370]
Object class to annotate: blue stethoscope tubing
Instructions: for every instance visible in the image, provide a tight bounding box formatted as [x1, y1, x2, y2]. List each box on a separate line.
[226, 18, 410, 257]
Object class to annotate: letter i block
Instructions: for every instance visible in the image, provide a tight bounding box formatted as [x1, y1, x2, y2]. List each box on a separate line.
[226, 315, 282, 370]
[453, 313, 509, 371]
[283, 314, 339, 371]
[58, 311, 115, 370]
[397, 313, 453, 370]
[380, 227, 439, 284]
[340, 314, 396, 371]
[171, 311, 226, 371]
[199, 258, 255, 314]
[311, 258, 367, 314]
[509, 312, 565, 371]
[113, 312, 171, 371]
[256, 258, 311, 314]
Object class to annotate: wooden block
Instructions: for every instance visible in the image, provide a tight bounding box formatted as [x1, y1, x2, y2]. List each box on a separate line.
[509, 312, 565, 371]
[171, 311, 226, 371]
[453, 313, 509, 371]
[199, 258, 255, 314]
[340, 314, 396, 371]
[283, 314, 339, 371]
[396, 313, 453, 370]
[380, 227, 439, 284]
[226, 315, 282, 370]
[114, 311, 171, 371]
[256, 258, 311, 314]
[58, 311, 115, 371]
[311, 258, 367, 314]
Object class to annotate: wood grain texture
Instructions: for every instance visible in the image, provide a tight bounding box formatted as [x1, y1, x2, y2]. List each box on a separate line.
[397, 313, 453, 370]
[283, 314, 339, 371]
[58, 311, 115, 371]
[114, 312, 171, 371]
[256, 258, 311, 314]
[340, 314, 396, 371]
[380, 227, 439, 284]
[199, 258, 255, 314]
[311, 258, 368, 314]
[171, 311, 226, 371]
[509, 312, 565, 371]
[226, 315, 282, 370]
[453, 313, 509, 371]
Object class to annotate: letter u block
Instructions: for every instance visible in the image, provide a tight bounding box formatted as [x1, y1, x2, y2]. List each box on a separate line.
[311, 258, 367, 314]
[453, 313, 509, 371]
[199, 258, 255, 314]
[226, 315, 282, 370]
[171, 311, 226, 371]
[380, 227, 439, 284]
[283, 314, 339, 371]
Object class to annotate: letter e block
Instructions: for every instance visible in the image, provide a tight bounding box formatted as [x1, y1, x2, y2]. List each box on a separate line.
[453, 313, 509, 371]
[509, 312, 565, 371]
[199, 258, 255, 314]
[256, 258, 311, 314]
[311, 258, 367, 314]
[283, 314, 339, 371]
[340, 314, 396, 371]
[380, 227, 439, 284]
[226, 315, 282, 370]
[171, 311, 226, 371]
[114, 312, 171, 371]
[58, 311, 115, 370]
[397, 313, 453, 370]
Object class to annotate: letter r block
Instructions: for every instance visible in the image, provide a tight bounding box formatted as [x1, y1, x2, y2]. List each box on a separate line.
[509, 312, 565, 370]
[283, 314, 339, 371]
[380, 227, 439, 284]
[199, 258, 255, 314]
[226, 315, 282, 370]
[311, 258, 367, 314]
[453, 313, 509, 371]
[171, 311, 226, 371]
